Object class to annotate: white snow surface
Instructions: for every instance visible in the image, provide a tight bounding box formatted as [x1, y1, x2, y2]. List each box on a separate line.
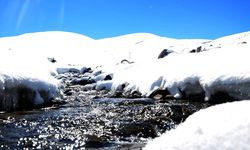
[0, 30, 250, 109]
[144, 100, 250, 150]
[0, 31, 208, 67]
[111, 41, 250, 101]
[0, 50, 59, 107]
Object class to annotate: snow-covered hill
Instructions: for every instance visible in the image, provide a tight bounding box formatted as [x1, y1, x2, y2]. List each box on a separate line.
[0, 31, 208, 66]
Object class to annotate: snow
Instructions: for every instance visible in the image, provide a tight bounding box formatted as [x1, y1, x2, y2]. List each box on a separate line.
[111, 33, 250, 101]
[0, 31, 208, 67]
[1, 30, 250, 148]
[144, 100, 250, 150]
[0, 30, 250, 111]
[0, 50, 59, 110]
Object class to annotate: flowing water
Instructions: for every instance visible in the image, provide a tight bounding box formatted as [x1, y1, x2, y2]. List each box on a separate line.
[0, 90, 211, 149]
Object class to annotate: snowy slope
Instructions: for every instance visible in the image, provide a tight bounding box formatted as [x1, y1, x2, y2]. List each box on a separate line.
[111, 31, 250, 101]
[95, 33, 208, 64]
[0, 31, 95, 66]
[144, 100, 250, 150]
[0, 31, 208, 67]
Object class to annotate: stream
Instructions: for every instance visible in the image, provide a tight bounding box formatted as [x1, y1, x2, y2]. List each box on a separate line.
[0, 73, 212, 149]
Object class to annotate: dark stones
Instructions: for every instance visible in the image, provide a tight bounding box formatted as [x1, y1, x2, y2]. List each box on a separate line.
[158, 49, 174, 59]
[148, 89, 173, 100]
[80, 67, 91, 74]
[190, 46, 203, 53]
[103, 74, 112, 81]
[83, 134, 112, 148]
[47, 57, 57, 63]
[64, 89, 73, 96]
[209, 91, 236, 104]
[179, 82, 205, 101]
[115, 122, 157, 138]
[68, 68, 81, 74]
[124, 90, 142, 99]
[70, 77, 96, 86]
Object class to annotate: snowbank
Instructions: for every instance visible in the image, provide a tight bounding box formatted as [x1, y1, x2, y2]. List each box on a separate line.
[111, 39, 250, 101]
[144, 100, 250, 150]
[0, 51, 59, 111]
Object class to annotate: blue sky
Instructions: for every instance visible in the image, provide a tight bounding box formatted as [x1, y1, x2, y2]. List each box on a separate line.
[0, 0, 250, 39]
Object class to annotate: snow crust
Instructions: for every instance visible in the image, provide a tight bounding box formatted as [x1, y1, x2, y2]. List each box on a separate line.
[144, 100, 250, 150]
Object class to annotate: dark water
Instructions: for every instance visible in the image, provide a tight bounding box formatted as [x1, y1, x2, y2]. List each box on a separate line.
[0, 89, 211, 149]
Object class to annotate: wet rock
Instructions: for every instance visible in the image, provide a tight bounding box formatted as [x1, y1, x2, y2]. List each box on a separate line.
[124, 90, 142, 99]
[109, 91, 124, 98]
[179, 81, 205, 101]
[115, 122, 157, 138]
[64, 89, 73, 96]
[148, 89, 173, 100]
[70, 77, 96, 86]
[84, 134, 113, 148]
[209, 91, 236, 104]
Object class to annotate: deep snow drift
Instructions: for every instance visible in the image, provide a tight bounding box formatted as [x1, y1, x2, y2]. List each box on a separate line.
[144, 100, 250, 150]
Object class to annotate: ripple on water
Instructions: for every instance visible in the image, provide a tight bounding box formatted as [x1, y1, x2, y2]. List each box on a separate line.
[0, 95, 211, 149]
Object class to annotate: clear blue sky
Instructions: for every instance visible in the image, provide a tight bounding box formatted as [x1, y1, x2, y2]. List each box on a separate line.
[0, 0, 250, 39]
